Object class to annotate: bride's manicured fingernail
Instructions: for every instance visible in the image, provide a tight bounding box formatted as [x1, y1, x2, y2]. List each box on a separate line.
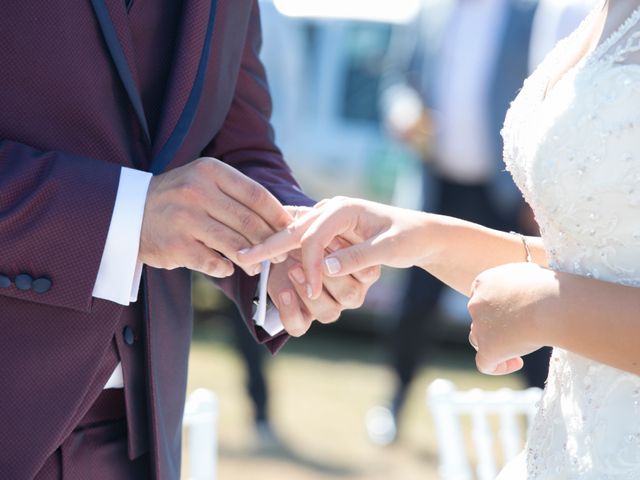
[238, 248, 251, 256]
[325, 257, 341, 275]
[272, 254, 287, 263]
[306, 284, 313, 299]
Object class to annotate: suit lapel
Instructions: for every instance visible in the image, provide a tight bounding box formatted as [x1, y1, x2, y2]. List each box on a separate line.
[90, 0, 151, 146]
[150, 0, 219, 174]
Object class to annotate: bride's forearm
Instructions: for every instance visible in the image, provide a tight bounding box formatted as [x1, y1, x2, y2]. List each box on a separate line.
[540, 272, 640, 375]
[415, 213, 548, 296]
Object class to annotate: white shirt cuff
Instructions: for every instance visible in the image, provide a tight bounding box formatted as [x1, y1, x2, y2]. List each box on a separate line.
[252, 261, 285, 336]
[92, 167, 152, 305]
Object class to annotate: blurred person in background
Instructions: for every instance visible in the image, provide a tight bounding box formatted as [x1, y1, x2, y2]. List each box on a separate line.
[529, 0, 600, 70]
[373, 0, 542, 443]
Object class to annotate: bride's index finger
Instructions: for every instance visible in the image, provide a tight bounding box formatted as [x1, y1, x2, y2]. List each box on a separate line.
[300, 206, 358, 300]
[237, 210, 320, 265]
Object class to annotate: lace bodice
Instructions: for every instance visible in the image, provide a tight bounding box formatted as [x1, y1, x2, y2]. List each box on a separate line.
[498, 3, 640, 478]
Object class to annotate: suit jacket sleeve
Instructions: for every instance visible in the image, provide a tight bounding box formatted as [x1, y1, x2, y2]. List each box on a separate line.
[201, 1, 314, 353]
[0, 138, 121, 313]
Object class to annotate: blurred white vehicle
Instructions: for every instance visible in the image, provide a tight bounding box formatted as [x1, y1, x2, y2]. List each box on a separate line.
[258, 0, 470, 334]
[259, 0, 422, 205]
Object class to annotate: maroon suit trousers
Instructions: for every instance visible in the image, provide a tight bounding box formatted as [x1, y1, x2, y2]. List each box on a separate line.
[34, 390, 150, 480]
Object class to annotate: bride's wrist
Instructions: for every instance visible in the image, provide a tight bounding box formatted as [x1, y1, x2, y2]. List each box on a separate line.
[413, 212, 444, 270]
[530, 268, 563, 348]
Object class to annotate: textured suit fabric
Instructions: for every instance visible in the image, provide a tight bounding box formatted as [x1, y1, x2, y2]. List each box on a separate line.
[128, 0, 184, 140]
[34, 390, 150, 480]
[117, 301, 149, 459]
[0, 1, 311, 478]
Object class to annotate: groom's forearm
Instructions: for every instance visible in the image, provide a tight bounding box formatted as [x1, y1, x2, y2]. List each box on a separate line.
[417, 213, 548, 296]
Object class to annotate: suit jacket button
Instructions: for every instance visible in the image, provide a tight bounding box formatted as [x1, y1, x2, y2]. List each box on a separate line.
[33, 277, 52, 294]
[123, 326, 135, 346]
[0, 274, 10, 289]
[15, 274, 33, 291]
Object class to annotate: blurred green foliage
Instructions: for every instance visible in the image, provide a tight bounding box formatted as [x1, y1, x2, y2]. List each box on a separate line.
[191, 272, 225, 312]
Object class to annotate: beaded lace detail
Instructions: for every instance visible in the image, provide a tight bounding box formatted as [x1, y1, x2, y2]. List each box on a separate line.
[498, 3, 640, 479]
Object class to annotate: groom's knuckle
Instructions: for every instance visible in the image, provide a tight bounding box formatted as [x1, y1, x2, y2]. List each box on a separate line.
[239, 212, 258, 232]
[193, 156, 213, 173]
[228, 235, 249, 253]
[203, 220, 221, 236]
[245, 182, 265, 206]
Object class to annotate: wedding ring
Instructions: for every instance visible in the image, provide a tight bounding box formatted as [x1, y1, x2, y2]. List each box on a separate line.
[468, 332, 479, 351]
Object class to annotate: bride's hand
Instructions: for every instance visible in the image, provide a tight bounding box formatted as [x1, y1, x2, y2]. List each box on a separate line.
[238, 197, 430, 299]
[468, 262, 557, 375]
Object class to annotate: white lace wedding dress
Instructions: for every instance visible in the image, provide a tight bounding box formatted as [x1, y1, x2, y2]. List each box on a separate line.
[496, 3, 640, 479]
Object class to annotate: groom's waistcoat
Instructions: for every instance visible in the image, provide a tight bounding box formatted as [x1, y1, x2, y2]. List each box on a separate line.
[0, 1, 312, 479]
[97, 0, 184, 462]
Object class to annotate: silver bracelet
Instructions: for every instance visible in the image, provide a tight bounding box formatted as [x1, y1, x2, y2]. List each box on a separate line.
[510, 231, 532, 263]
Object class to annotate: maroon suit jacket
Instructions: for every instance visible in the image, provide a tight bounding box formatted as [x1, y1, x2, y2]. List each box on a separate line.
[0, 1, 310, 478]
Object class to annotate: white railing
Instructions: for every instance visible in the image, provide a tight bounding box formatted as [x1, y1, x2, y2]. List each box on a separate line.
[427, 379, 542, 480]
[183, 389, 218, 480]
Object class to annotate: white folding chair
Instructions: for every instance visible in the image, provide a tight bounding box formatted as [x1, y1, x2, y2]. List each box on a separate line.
[183, 389, 219, 480]
[427, 379, 542, 480]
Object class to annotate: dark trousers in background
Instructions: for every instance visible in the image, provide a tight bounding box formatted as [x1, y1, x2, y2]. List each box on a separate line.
[227, 302, 269, 424]
[391, 178, 552, 413]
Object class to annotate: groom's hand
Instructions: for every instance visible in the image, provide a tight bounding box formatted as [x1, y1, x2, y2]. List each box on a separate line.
[139, 157, 292, 277]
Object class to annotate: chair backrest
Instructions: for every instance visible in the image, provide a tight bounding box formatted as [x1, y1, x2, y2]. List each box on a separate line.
[183, 389, 219, 480]
[427, 379, 542, 480]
